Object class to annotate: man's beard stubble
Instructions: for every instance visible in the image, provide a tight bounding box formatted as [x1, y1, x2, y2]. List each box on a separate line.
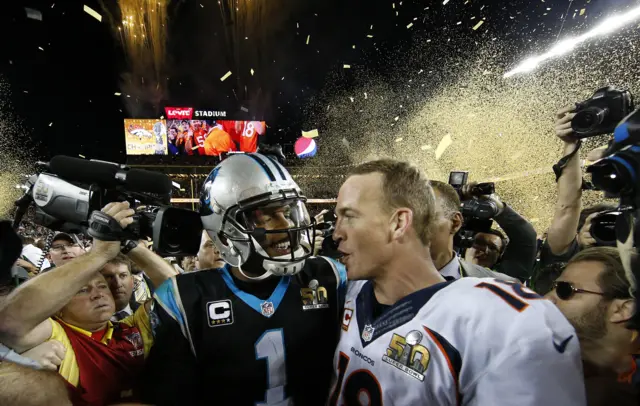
[570, 300, 609, 343]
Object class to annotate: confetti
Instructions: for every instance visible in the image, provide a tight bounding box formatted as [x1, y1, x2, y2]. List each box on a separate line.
[306, 35, 310, 45]
[395, 137, 403, 142]
[367, 35, 374, 38]
[250, 68, 255, 76]
[394, 116, 400, 121]
[83, 5, 102, 22]
[302, 129, 320, 139]
[79, 154, 85, 158]
[349, 97, 354, 102]
[344, 64, 351, 69]
[240, 106, 249, 112]
[407, 23, 414, 29]
[200, 4, 204, 7]
[38, 47, 44, 51]
[25, 7, 43, 21]
[352, 45, 356, 49]
[370, 25, 374, 29]
[281, 76, 285, 80]
[364, 92, 368, 99]
[472, 20, 484, 30]
[220, 71, 232, 81]
[420, 145, 432, 151]
[443, 0, 450, 4]
[48, 122, 53, 127]
[114, 92, 121, 96]
[580, 8, 586, 16]
[435, 134, 453, 160]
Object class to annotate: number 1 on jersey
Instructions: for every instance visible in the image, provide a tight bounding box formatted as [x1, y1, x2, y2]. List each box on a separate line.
[255, 329, 292, 406]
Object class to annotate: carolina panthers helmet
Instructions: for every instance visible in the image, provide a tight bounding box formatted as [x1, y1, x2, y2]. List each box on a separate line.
[200, 153, 315, 279]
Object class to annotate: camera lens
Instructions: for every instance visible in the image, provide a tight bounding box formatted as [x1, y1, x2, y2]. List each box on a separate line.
[572, 107, 608, 134]
[590, 212, 620, 246]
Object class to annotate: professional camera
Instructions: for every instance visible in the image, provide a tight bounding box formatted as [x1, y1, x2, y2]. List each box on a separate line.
[589, 210, 621, 247]
[13, 156, 202, 256]
[583, 107, 640, 329]
[571, 86, 634, 138]
[448, 171, 498, 248]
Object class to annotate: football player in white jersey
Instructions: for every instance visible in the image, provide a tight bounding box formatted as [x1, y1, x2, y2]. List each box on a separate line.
[328, 159, 586, 406]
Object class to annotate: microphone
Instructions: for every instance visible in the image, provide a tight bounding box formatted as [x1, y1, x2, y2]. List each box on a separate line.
[49, 156, 172, 195]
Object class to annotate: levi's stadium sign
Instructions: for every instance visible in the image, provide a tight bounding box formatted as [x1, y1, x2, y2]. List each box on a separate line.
[195, 110, 227, 118]
[164, 107, 193, 119]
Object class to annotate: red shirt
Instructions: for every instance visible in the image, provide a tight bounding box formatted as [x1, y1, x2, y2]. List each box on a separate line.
[219, 121, 265, 153]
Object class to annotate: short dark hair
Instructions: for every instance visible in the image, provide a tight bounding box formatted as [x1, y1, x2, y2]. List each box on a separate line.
[20, 236, 35, 246]
[567, 246, 630, 299]
[484, 229, 508, 255]
[429, 181, 461, 217]
[105, 254, 132, 274]
[348, 159, 436, 245]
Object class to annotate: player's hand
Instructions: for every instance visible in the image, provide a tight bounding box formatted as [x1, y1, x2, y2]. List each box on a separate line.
[312, 230, 324, 256]
[92, 202, 135, 260]
[577, 212, 599, 248]
[21, 340, 66, 371]
[555, 105, 579, 144]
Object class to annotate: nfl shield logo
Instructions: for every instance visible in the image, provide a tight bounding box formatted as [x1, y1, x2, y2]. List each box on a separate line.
[261, 301, 275, 317]
[362, 324, 375, 342]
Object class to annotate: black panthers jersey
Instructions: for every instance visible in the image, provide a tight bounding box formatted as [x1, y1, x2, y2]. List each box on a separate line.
[142, 256, 347, 406]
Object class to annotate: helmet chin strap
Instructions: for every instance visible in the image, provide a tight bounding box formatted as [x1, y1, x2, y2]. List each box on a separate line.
[236, 252, 274, 281]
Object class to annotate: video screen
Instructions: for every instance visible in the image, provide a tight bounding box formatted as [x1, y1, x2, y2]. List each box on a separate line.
[166, 120, 266, 156]
[124, 119, 168, 155]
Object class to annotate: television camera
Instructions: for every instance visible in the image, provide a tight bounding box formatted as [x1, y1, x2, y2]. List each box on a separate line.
[12, 156, 202, 256]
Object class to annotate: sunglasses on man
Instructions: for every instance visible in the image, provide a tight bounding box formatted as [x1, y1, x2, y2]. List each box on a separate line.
[551, 280, 628, 301]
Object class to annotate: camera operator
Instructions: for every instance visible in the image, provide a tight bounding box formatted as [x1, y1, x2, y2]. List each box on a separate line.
[459, 182, 538, 281]
[429, 181, 519, 282]
[544, 106, 619, 267]
[0, 202, 175, 405]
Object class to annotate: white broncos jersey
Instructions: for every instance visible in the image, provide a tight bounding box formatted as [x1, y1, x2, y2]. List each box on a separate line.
[328, 277, 586, 406]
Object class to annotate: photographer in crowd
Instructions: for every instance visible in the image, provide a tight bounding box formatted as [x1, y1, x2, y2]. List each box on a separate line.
[429, 180, 519, 282]
[44, 233, 86, 272]
[543, 106, 618, 267]
[0, 202, 175, 405]
[459, 182, 538, 281]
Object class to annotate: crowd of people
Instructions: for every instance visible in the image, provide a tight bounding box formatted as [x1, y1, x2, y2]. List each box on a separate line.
[0, 103, 637, 405]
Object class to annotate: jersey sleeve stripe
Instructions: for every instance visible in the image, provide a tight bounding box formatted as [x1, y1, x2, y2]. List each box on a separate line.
[169, 277, 198, 357]
[153, 277, 198, 357]
[424, 326, 463, 406]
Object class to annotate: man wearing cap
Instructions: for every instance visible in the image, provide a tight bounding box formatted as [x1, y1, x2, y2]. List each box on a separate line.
[45, 233, 85, 271]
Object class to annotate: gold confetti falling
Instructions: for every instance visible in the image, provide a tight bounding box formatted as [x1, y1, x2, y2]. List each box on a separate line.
[472, 20, 484, 30]
[83, 5, 102, 22]
[250, 68, 255, 76]
[344, 64, 351, 69]
[580, 8, 586, 16]
[407, 23, 414, 29]
[306, 35, 310, 45]
[435, 133, 453, 160]
[302, 129, 320, 139]
[220, 71, 232, 81]
[114, 92, 121, 96]
[395, 137, 404, 142]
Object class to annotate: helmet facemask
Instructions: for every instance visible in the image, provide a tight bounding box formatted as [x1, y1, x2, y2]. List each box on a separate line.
[220, 195, 316, 278]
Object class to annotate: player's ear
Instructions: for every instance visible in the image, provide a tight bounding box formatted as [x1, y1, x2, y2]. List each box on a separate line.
[610, 298, 635, 324]
[390, 208, 412, 241]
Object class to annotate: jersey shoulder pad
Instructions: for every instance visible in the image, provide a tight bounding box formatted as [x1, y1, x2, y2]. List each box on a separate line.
[303, 256, 347, 286]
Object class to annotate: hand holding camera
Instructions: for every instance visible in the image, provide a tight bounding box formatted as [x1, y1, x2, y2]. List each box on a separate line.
[555, 106, 579, 144]
[460, 181, 504, 216]
[91, 202, 135, 260]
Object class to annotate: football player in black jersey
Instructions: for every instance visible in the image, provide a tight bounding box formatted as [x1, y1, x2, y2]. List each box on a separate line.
[142, 153, 347, 406]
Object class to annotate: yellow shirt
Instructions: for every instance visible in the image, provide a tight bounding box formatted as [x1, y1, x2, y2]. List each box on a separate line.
[49, 302, 154, 387]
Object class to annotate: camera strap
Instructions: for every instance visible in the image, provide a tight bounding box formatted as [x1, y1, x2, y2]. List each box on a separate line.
[87, 211, 126, 241]
[552, 140, 581, 182]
